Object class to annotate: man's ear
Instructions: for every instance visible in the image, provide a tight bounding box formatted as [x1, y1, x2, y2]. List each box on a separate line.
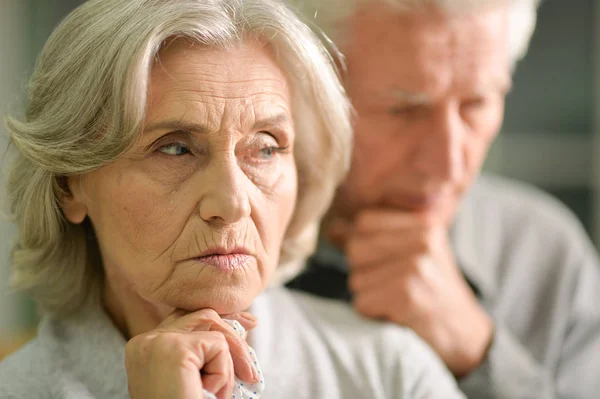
[59, 176, 88, 224]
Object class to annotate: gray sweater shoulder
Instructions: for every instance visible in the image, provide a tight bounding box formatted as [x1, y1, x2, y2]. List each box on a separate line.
[0, 338, 52, 399]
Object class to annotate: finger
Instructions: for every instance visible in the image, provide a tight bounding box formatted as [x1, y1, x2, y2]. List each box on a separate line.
[353, 276, 419, 324]
[353, 209, 434, 236]
[220, 312, 258, 331]
[352, 289, 391, 320]
[158, 308, 225, 331]
[194, 331, 235, 399]
[161, 309, 258, 384]
[347, 228, 435, 270]
[158, 308, 192, 328]
[326, 218, 353, 249]
[352, 256, 439, 302]
[205, 322, 257, 384]
[215, 379, 235, 399]
[349, 260, 409, 293]
[202, 359, 234, 399]
[161, 309, 256, 334]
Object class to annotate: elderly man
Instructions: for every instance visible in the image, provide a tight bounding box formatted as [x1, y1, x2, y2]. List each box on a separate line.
[287, 0, 600, 398]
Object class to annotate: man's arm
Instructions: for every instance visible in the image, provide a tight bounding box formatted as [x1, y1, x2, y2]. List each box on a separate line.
[288, 258, 556, 398]
[459, 323, 555, 398]
[460, 252, 600, 399]
[554, 251, 600, 398]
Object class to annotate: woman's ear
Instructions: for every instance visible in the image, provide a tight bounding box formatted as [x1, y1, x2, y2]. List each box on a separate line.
[60, 176, 88, 224]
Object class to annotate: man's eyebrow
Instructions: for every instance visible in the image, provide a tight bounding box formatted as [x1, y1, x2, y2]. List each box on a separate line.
[385, 89, 432, 105]
[143, 120, 210, 134]
[384, 77, 513, 103]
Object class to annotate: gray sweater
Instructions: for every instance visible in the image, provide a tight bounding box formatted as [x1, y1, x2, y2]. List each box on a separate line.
[0, 288, 464, 399]
[299, 175, 600, 399]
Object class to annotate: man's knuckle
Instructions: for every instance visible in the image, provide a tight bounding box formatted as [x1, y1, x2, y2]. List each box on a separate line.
[404, 278, 425, 307]
[413, 235, 431, 252]
[413, 260, 429, 279]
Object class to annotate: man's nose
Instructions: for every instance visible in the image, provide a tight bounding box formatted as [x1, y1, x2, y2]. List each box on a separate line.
[412, 106, 465, 182]
[197, 156, 251, 225]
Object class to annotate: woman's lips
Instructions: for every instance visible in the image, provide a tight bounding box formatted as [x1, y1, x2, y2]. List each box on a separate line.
[194, 254, 254, 271]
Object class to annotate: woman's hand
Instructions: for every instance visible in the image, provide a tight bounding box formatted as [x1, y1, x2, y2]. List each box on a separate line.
[125, 309, 259, 399]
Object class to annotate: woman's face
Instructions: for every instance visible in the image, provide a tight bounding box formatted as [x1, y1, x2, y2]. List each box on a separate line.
[63, 41, 297, 315]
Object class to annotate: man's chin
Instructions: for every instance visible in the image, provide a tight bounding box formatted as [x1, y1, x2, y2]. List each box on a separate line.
[330, 187, 461, 226]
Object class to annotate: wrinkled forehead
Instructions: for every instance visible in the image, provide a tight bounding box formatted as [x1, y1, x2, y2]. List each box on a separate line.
[150, 39, 289, 93]
[344, 3, 512, 96]
[145, 39, 293, 122]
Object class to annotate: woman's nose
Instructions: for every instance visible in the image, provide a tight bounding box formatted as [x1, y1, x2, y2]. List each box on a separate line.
[197, 156, 251, 225]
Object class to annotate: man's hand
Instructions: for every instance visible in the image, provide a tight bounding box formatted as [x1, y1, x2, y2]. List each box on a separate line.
[330, 209, 494, 378]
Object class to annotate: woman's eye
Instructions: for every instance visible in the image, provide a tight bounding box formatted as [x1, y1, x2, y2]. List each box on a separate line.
[252, 132, 288, 160]
[157, 143, 190, 156]
[260, 146, 279, 158]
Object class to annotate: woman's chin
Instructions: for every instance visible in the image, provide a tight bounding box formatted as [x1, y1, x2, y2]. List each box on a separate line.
[158, 265, 266, 314]
[174, 286, 258, 315]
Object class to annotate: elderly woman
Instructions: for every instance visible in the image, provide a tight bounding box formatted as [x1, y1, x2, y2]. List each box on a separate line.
[0, 0, 465, 398]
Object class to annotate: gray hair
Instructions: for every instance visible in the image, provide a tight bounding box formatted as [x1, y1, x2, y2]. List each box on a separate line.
[290, 0, 541, 68]
[4, 0, 352, 316]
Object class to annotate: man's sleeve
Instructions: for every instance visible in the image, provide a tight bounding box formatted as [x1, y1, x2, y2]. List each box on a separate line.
[458, 322, 554, 398]
[459, 252, 600, 399]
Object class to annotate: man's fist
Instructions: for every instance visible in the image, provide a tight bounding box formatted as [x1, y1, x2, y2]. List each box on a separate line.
[330, 209, 494, 378]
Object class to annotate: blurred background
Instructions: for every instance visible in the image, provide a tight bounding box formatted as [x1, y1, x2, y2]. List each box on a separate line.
[1, 0, 599, 355]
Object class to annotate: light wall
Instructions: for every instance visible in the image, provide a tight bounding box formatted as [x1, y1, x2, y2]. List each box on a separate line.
[0, 0, 31, 339]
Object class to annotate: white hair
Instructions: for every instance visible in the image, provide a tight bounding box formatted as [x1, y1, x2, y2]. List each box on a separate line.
[290, 0, 541, 68]
[4, 0, 352, 316]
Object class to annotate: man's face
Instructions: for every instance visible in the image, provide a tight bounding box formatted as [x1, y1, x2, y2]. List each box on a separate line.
[337, 4, 511, 225]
